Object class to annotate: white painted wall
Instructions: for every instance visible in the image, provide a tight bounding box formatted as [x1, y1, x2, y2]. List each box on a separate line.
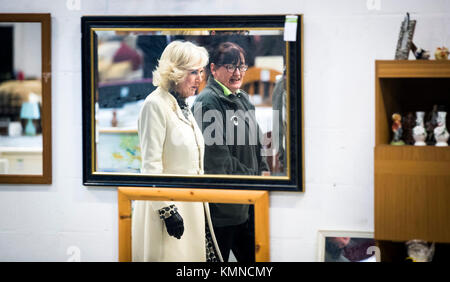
[0, 0, 449, 262]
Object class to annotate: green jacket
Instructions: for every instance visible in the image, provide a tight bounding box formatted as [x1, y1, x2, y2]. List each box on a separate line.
[192, 76, 269, 176]
[192, 76, 269, 226]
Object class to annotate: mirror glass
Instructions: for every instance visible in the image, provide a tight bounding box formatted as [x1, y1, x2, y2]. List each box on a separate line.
[131, 200, 255, 262]
[0, 22, 43, 175]
[92, 29, 288, 178]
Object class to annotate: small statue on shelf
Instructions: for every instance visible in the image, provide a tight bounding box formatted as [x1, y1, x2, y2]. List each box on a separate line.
[391, 113, 405, 145]
[406, 240, 435, 262]
[412, 111, 427, 146]
[411, 43, 430, 60]
[402, 112, 415, 145]
[425, 105, 438, 145]
[415, 48, 430, 60]
[111, 110, 118, 127]
[435, 47, 449, 60]
[434, 111, 449, 147]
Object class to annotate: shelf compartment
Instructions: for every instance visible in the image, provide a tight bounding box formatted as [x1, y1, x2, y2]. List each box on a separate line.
[376, 61, 450, 146]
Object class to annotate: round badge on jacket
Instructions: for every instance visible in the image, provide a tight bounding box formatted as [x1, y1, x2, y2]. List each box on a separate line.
[230, 115, 239, 126]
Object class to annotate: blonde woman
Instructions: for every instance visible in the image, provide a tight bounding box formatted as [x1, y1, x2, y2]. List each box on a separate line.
[132, 41, 222, 262]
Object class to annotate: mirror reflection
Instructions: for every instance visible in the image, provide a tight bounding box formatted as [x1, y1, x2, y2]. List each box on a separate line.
[131, 200, 255, 262]
[93, 29, 288, 178]
[0, 22, 42, 175]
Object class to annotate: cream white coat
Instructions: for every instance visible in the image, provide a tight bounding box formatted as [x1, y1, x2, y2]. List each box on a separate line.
[132, 87, 222, 262]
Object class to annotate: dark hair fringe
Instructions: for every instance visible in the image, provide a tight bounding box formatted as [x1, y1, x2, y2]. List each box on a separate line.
[210, 41, 246, 66]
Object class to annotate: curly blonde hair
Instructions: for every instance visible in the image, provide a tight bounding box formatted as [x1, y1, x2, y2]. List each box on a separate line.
[152, 40, 209, 91]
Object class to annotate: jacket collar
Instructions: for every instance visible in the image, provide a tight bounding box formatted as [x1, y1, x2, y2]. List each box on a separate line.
[214, 78, 242, 96]
[206, 76, 243, 106]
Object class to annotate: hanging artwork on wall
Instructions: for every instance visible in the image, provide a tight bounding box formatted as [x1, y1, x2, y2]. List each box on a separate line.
[81, 15, 303, 191]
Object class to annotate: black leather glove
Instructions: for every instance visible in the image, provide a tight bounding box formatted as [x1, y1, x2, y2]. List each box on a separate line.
[158, 205, 184, 239]
[163, 212, 184, 239]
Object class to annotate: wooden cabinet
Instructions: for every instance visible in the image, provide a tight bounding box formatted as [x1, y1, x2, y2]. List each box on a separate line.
[375, 61, 450, 248]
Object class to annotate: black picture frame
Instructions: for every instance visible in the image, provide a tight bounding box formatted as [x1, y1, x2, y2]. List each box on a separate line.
[81, 15, 303, 191]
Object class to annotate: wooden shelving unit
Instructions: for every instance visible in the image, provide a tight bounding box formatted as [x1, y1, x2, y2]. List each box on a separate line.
[375, 60, 450, 261]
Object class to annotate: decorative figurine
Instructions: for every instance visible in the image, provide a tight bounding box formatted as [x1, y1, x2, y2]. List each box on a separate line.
[413, 111, 427, 146]
[411, 43, 430, 60]
[414, 48, 430, 60]
[406, 240, 435, 262]
[425, 105, 438, 145]
[415, 48, 430, 60]
[434, 111, 449, 146]
[435, 47, 449, 60]
[391, 113, 405, 145]
[111, 110, 118, 127]
[402, 112, 415, 145]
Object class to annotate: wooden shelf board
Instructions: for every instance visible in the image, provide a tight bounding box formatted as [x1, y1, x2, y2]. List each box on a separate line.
[375, 145, 450, 161]
[376, 60, 450, 78]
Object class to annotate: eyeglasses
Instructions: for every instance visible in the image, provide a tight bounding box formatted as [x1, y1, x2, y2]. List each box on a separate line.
[220, 64, 249, 73]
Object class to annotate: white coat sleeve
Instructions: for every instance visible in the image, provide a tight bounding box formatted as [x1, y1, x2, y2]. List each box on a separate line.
[138, 98, 175, 211]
